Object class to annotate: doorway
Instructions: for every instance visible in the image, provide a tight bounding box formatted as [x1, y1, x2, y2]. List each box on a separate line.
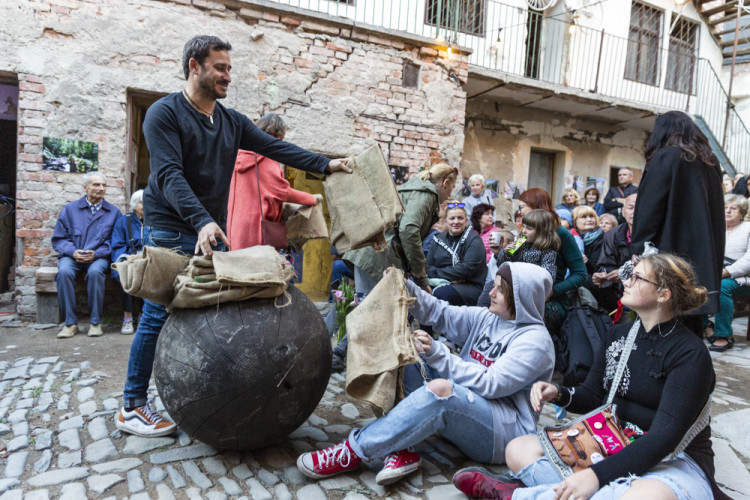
[0, 78, 18, 302]
[127, 90, 165, 196]
[608, 166, 642, 190]
[528, 149, 556, 194]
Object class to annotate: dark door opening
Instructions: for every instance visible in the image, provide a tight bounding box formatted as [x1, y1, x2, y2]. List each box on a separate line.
[127, 90, 165, 196]
[528, 149, 556, 194]
[0, 79, 18, 299]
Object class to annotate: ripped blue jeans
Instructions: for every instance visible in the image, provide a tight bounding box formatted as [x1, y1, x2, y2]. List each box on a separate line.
[512, 453, 712, 500]
[348, 364, 496, 463]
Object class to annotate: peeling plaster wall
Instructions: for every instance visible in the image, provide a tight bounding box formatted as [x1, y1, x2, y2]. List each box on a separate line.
[463, 97, 648, 202]
[1, 0, 468, 318]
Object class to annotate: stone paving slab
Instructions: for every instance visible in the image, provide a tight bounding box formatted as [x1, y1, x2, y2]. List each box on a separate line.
[0, 319, 745, 498]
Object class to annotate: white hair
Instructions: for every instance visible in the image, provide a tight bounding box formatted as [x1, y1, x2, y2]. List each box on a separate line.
[82, 172, 106, 186]
[130, 189, 144, 212]
[468, 174, 485, 185]
[618, 167, 633, 176]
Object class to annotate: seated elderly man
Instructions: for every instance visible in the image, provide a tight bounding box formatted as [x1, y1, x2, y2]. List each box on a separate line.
[588, 193, 637, 313]
[51, 173, 121, 339]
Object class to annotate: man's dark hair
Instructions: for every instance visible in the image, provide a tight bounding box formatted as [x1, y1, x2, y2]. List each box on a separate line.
[182, 35, 232, 80]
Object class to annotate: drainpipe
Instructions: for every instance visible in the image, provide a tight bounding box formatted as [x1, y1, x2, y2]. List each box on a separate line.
[723, 0, 743, 148]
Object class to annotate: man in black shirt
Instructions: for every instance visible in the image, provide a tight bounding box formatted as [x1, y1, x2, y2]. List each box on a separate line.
[603, 168, 638, 222]
[116, 35, 350, 438]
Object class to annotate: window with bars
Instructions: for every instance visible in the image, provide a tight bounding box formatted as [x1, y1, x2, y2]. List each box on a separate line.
[425, 0, 486, 36]
[624, 2, 662, 85]
[665, 19, 697, 93]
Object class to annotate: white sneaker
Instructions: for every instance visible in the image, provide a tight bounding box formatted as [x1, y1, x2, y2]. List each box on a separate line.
[87, 324, 103, 337]
[57, 324, 78, 339]
[116, 400, 176, 437]
[120, 321, 134, 335]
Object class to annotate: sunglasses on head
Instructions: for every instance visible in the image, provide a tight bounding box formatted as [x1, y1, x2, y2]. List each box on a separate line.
[446, 203, 465, 208]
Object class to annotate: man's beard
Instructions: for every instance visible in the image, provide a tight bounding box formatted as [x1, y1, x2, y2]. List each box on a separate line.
[198, 74, 225, 100]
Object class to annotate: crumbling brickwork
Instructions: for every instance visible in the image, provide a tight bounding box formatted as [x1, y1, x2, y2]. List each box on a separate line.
[3, 0, 468, 319]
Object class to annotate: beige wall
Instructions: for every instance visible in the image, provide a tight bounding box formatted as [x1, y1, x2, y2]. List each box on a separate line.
[462, 96, 647, 202]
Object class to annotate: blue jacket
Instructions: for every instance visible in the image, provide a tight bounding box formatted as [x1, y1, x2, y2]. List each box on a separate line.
[51, 196, 121, 259]
[111, 212, 149, 278]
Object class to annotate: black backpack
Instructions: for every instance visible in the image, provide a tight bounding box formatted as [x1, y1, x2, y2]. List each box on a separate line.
[555, 288, 612, 386]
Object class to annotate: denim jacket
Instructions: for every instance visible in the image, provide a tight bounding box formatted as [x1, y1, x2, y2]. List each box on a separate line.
[51, 196, 121, 259]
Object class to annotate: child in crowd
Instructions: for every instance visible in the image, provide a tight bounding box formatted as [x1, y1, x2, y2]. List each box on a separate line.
[497, 209, 560, 278]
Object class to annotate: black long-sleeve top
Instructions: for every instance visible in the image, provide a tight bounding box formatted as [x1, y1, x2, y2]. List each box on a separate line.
[555, 320, 718, 493]
[426, 229, 488, 305]
[603, 183, 638, 214]
[142, 92, 330, 235]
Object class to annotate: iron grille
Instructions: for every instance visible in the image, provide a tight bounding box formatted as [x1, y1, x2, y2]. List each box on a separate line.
[425, 0, 486, 37]
[624, 1, 662, 85]
[666, 18, 697, 93]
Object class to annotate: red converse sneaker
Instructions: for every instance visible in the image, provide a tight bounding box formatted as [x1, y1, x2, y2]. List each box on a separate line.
[375, 447, 421, 485]
[297, 440, 362, 479]
[452, 466, 522, 499]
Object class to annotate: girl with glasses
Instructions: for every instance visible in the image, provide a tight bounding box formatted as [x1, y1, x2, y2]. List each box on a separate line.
[453, 253, 726, 500]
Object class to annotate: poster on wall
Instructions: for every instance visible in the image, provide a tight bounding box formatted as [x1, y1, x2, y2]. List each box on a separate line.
[389, 165, 411, 186]
[42, 137, 99, 173]
[461, 178, 471, 197]
[504, 181, 525, 199]
[484, 179, 500, 198]
[0, 85, 18, 121]
[564, 175, 584, 193]
[586, 176, 606, 194]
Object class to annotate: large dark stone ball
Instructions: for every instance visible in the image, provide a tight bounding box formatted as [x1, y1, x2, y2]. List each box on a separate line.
[154, 286, 331, 451]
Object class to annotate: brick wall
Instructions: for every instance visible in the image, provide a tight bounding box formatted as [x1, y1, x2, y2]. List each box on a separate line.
[4, 0, 469, 319]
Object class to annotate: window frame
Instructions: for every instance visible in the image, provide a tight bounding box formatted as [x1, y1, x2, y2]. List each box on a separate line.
[624, 1, 664, 87]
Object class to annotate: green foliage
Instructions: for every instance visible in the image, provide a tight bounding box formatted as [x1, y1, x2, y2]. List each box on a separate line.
[333, 278, 359, 345]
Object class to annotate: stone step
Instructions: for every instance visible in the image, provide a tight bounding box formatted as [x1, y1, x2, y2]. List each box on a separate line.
[0, 292, 14, 313]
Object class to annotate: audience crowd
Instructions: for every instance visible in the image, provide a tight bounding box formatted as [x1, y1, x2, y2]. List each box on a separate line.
[48, 33, 733, 500]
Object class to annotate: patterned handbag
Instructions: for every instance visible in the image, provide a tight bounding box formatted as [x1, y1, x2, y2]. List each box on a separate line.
[539, 319, 712, 478]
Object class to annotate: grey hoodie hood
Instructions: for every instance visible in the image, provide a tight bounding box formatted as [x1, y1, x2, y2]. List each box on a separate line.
[499, 262, 552, 326]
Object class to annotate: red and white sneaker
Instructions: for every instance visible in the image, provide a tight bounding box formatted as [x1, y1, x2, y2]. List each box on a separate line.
[297, 440, 362, 479]
[375, 448, 421, 485]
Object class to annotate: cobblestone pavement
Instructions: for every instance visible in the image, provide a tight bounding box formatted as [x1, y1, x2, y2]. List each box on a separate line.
[0, 312, 747, 499]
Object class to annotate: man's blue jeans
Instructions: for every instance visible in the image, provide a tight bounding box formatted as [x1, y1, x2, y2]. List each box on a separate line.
[56, 256, 109, 326]
[122, 228, 225, 409]
[715, 277, 750, 338]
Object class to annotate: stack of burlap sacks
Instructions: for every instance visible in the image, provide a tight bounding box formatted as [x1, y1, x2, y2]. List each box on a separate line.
[113, 245, 295, 310]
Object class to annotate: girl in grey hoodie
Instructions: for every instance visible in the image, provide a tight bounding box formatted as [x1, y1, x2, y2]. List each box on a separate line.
[297, 262, 556, 487]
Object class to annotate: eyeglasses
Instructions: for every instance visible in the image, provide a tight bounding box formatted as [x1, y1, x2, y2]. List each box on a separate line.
[627, 272, 660, 288]
[446, 203, 465, 208]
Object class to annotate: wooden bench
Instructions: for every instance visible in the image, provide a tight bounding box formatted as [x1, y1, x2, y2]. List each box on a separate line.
[731, 295, 750, 341]
[35, 266, 123, 324]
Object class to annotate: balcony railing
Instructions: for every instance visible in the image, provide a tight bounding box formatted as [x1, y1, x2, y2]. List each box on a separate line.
[267, 0, 750, 172]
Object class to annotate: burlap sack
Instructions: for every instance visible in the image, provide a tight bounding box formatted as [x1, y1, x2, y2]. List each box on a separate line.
[324, 145, 404, 253]
[169, 246, 295, 310]
[111, 246, 190, 306]
[345, 269, 419, 415]
[284, 203, 329, 253]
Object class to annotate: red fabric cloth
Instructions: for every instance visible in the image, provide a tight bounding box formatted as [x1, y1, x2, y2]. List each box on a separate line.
[227, 150, 317, 250]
